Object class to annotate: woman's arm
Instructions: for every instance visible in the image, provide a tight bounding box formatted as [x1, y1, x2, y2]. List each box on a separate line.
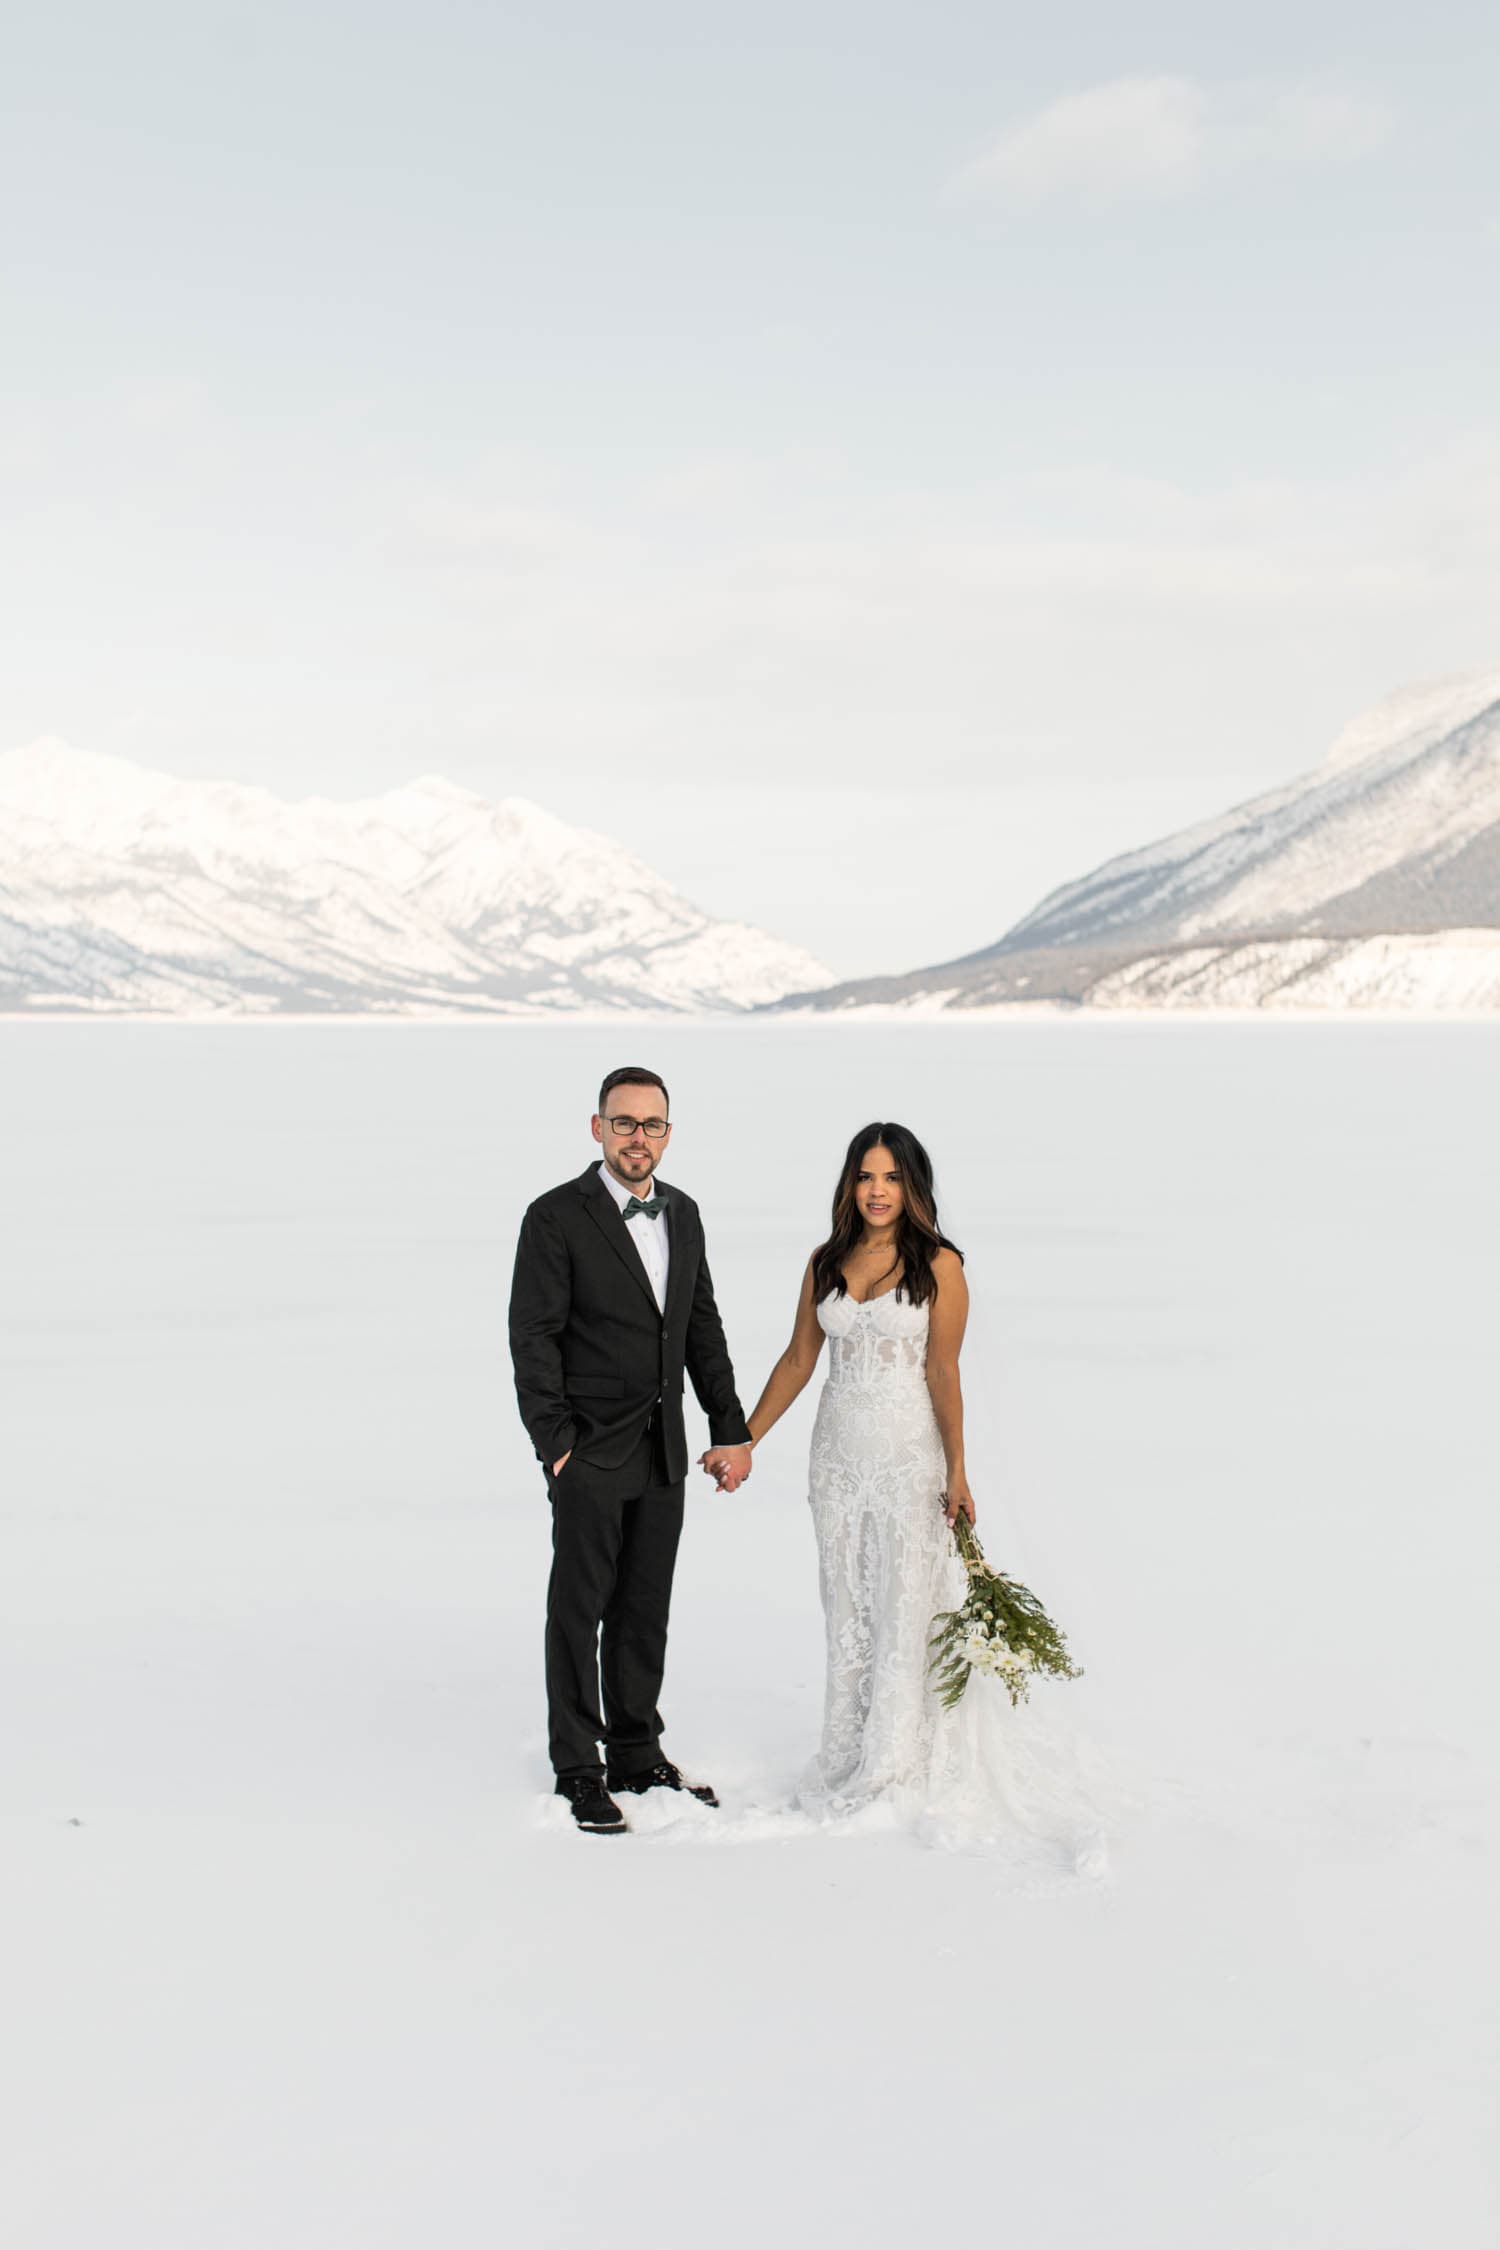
[746, 1258, 826, 1445]
[925, 1249, 974, 1523]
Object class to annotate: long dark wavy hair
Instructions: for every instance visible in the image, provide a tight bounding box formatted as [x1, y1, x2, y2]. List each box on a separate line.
[811, 1122, 963, 1310]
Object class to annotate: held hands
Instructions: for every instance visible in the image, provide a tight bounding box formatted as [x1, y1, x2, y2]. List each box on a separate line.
[699, 1443, 753, 1494]
[554, 1442, 752, 1488]
[942, 1473, 976, 1527]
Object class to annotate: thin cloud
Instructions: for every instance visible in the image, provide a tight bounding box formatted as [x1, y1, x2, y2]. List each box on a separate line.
[378, 440, 1500, 740]
[1264, 86, 1391, 165]
[948, 75, 1392, 208]
[950, 76, 1207, 207]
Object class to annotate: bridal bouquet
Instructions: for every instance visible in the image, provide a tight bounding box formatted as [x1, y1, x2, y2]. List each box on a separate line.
[928, 1515, 1083, 1710]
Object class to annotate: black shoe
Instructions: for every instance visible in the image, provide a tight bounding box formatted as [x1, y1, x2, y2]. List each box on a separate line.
[607, 1759, 719, 1808]
[554, 1776, 628, 1834]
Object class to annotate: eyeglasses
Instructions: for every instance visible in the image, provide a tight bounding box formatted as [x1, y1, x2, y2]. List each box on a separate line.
[604, 1114, 670, 1139]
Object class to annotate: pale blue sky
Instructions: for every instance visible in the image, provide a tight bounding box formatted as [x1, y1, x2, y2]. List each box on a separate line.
[4, 1, 1498, 971]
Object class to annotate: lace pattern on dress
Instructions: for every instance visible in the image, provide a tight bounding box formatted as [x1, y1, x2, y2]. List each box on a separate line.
[804, 1290, 959, 1809]
[801, 1288, 1115, 1878]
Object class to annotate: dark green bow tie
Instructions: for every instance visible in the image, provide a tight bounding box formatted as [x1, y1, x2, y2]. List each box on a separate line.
[622, 1192, 667, 1221]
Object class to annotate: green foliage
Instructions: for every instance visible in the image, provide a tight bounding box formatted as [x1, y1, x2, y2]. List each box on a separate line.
[927, 1515, 1083, 1710]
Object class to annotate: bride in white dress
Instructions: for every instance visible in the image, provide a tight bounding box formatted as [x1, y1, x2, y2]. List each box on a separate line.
[736, 1122, 1111, 1872]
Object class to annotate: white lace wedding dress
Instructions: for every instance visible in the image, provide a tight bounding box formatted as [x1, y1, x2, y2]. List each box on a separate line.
[800, 1287, 1113, 1875]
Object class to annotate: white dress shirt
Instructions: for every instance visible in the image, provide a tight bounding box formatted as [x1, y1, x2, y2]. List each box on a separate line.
[597, 1158, 670, 1315]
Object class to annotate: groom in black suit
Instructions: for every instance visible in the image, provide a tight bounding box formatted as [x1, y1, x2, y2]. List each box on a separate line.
[508, 1067, 753, 1833]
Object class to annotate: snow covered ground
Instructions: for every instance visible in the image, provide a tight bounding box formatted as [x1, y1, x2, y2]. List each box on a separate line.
[3, 1018, 1496, 2249]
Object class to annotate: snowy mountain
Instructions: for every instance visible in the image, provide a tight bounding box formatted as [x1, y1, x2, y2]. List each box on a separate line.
[0, 740, 833, 1016]
[772, 673, 1500, 1014]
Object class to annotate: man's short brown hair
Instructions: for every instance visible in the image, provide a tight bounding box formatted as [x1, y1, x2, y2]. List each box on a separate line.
[597, 1066, 670, 1115]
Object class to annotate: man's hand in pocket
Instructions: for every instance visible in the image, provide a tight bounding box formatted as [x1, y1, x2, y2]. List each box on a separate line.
[551, 1450, 572, 1476]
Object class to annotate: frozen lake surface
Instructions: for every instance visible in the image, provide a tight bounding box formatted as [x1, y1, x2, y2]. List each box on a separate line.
[3, 1020, 1497, 2248]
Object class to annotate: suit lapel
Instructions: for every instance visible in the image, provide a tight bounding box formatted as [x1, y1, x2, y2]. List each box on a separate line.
[660, 1174, 693, 1330]
[578, 1163, 661, 1318]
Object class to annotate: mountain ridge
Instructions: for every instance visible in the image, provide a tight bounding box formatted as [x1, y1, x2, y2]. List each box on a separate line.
[766, 672, 1500, 1015]
[0, 740, 832, 1017]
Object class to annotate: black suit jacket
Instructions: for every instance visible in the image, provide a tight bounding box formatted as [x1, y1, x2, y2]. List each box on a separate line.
[508, 1164, 750, 1487]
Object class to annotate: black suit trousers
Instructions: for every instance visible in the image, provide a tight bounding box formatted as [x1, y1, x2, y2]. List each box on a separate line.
[545, 1410, 686, 1780]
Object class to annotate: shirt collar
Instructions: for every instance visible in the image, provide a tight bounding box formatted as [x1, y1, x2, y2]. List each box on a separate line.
[597, 1159, 663, 1213]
